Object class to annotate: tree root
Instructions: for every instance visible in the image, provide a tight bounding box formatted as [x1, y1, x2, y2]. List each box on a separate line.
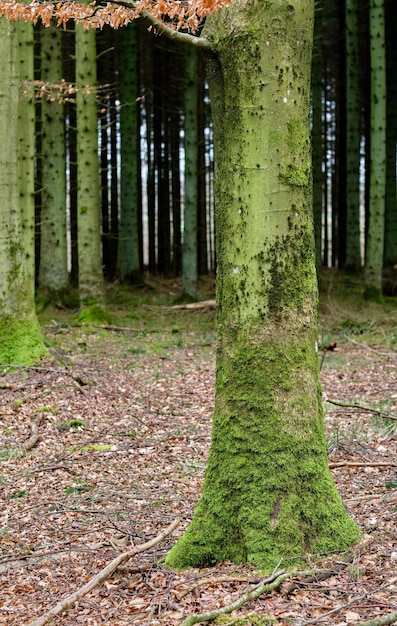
[26, 518, 180, 626]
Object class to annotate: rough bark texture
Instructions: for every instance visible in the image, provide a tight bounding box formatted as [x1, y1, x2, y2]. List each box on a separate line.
[0, 18, 47, 365]
[165, 0, 359, 572]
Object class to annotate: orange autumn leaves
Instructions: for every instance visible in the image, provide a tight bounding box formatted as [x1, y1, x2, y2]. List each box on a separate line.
[0, 0, 234, 31]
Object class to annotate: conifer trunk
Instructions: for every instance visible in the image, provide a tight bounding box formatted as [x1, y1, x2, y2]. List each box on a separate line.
[365, 0, 386, 295]
[165, 0, 358, 571]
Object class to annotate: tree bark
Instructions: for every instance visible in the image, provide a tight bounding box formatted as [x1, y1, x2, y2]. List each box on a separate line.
[165, 0, 359, 571]
[75, 23, 105, 305]
[0, 17, 47, 365]
[365, 0, 386, 296]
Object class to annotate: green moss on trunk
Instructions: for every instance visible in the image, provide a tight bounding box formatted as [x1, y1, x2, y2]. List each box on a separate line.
[0, 317, 48, 366]
[165, 0, 359, 571]
[166, 322, 358, 571]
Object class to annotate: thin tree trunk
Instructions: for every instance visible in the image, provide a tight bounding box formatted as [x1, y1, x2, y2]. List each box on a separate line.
[75, 24, 105, 305]
[365, 0, 386, 296]
[182, 44, 199, 299]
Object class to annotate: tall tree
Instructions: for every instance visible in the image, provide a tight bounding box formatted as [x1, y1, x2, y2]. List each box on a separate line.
[365, 0, 386, 296]
[39, 23, 69, 295]
[311, 1, 324, 268]
[384, 0, 397, 266]
[166, 0, 359, 570]
[117, 22, 143, 284]
[0, 17, 47, 365]
[182, 44, 199, 299]
[75, 23, 105, 307]
[345, 0, 362, 270]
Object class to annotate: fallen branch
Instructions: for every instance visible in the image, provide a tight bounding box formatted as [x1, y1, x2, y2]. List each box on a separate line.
[329, 461, 397, 469]
[282, 554, 354, 595]
[180, 570, 291, 626]
[357, 610, 397, 626]
[301, 576, 397, 626]
[163, 300, 216, 310]
[27, 518, 180, 626]
[327, 398, 397, 421]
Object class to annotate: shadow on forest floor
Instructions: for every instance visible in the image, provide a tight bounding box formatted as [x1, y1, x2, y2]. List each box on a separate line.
[1, 272, 397, 625]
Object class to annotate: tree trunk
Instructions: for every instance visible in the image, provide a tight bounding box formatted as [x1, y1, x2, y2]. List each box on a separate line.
[365, 0, 386, 296]
[182, 44, 199, 299]
[345, 0, 362, 270]
[75, 24, 105, 305]
[0, 18, 47, 365]
[39, 23, 69, 294]
[118, 23, 143, 284]
[165, 0, 359, 571]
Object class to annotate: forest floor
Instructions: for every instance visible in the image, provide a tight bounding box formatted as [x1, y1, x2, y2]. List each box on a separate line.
[1, 272, 397, 626]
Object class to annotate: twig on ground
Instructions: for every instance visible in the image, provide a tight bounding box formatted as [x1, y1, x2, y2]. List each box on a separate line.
[27, 518, 180, 626]
[282, 554, 354, 595]
[93, 324, 141, 332]
[327, 398, 397, 421]
[329, 461, 397, 469]
[155, 300, 216, 311]
[300, 577, 397, 626]
[180, 570, 289, 626]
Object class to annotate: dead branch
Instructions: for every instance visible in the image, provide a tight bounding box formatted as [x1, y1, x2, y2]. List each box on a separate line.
[300, 576, 397, 626]
[161, 300, 216, 310]
[27, 518, 180, 626]
[357, 610, 397, 626]
[282, 553, 354, 595]
[327, 398, 397, 421]
[93, 324, 141, 332]
[180, 570, 291, 626]
[329, 461, 397, 469]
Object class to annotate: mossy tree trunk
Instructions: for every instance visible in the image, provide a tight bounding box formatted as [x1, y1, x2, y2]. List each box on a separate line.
[165, 0, 359, 572]
[0, 18, 47, 365]
[75, 23, 105, 306]
[39, 23, 69, 295]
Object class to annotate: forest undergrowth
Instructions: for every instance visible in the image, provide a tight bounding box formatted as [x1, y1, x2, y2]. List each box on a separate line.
[1, 273, 397, 626]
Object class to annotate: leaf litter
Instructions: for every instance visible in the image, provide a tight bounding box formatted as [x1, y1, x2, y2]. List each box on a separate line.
[0, 287, 397, 626]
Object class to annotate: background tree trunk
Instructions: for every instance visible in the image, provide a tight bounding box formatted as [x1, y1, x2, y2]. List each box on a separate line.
[365, 0, 386, 296]
[75, 24, 105, 305]
[39, 23, 68, 294]
[165, 0, 359, 571]
[182, 45, 199, 299]
[0, 18, 47, 365]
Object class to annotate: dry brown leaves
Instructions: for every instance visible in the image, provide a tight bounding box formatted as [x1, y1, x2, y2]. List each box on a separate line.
[0, 307, 397, 625]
